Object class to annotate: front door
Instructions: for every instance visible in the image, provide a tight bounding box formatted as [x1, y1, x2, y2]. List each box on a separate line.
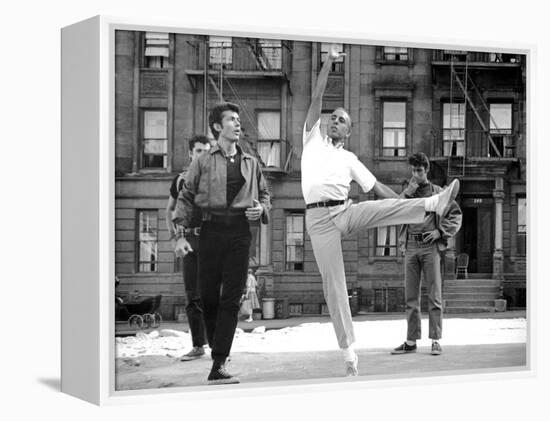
[459, 199, 493, 273]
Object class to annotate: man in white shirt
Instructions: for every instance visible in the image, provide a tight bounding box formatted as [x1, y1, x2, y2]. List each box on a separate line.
[302, 44, 460, 377]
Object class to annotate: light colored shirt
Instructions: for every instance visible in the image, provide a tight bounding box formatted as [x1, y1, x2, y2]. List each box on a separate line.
[301, 119, 376, 204]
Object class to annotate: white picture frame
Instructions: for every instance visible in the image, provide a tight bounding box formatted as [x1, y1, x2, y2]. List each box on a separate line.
[60, 14, 535, 407]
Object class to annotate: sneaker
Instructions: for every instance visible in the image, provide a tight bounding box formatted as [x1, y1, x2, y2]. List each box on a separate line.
[207, 361, 240, 385]
[391, 342, 417, 355]
[431, 341, 442, 355]
[434, 179, 460, 216]
[345, 354, 359, 377]
[180, 346, 205, 361]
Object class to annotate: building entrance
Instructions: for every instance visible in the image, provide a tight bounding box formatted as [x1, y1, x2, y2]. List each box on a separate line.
[459, 199, 493, 274]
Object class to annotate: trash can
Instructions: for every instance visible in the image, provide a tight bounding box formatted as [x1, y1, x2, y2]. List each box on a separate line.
[262, 298, 275, 319]
[275, 298, 289, 319]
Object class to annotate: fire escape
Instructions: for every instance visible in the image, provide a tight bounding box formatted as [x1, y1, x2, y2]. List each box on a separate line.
[432, 50, 523, 179]
[185, 37, 294, 175]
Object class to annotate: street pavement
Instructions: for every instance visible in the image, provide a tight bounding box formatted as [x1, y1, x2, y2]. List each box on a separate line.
[114, 311, 527, 391]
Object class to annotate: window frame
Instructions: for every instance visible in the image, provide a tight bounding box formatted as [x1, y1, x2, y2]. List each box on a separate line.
[256, 39, 282, 70]
[382, 100, 407, 157]
[142, 32, 171, 69]
[284, 211, 305, 272]
[208, 36, 233, 68]
[136, 209, 159, 273]
[256, 110, 282, 168]
[488, 102, 514, 158]
[383, 46, 409, 61]
[374, 225, 399, 257]
[442, 102, 466, 157]
[140, 109, 169, 170]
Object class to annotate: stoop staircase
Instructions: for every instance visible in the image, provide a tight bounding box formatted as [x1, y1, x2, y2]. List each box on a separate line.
[443, 274, 501, 313]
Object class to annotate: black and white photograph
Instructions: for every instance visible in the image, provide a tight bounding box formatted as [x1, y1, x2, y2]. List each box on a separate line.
[112, 28, 528, 391]
[9, 1, 550, 418]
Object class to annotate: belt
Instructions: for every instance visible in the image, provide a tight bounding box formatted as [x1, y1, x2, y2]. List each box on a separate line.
[207, 213, 247, 224]
[408, 232, 425, 241]
[306, 200, 345, 209]
[183, 227, 201, 236]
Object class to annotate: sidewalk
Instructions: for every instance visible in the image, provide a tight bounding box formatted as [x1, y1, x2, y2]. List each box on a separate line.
[115, 310, 527, 336]
[114, 310, 527, 390]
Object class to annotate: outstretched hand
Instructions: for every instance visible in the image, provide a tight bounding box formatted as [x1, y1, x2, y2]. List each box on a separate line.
[327, 43, 345, 61]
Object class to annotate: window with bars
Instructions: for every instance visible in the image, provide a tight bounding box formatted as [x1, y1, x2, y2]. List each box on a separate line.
[382, 101, 406, 157]
[142, 110, 168, 169]
[209, 36, 232, 67]
[489, 103, 513, 157]
[257, 111, 281, 167]
[443, 103, 465, 157]
[137, 210, 159, 272]
[257, 39, 282, 70]
[375, 225, 398, 257]
[517, 197, 526, 256]
[383, 47, 408, 61]
[320, 43, 344, 72]
[144, 32, 170, 68]
[285, 213, 304, 271]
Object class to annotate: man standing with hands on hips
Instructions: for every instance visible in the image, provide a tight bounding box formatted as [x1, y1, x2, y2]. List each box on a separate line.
[391, 152, 462, 356]
[302, 44, 460, 377]
[173, 102, 271, 385]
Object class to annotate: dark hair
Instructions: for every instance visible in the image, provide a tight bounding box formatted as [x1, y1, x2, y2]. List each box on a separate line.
[408, 152, 430, 170]
[188, 135, 210, 150]
[209, 102, 240, 140]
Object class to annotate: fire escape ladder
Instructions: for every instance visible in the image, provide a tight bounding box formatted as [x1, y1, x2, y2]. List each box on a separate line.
[452, 67, 502, 158]
[447, 60, 466, 178]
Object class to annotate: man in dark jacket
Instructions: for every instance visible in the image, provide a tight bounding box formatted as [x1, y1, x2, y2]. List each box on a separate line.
[391, 152, 462, 356]
[165, 135, 211, 361]
[173, 102, 271, 385]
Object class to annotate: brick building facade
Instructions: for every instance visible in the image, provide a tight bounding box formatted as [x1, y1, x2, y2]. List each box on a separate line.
[114, 30, 527, 319]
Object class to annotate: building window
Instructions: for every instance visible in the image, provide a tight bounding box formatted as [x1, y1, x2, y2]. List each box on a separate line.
[489, 103, 513, 157]
[137, 210, 158, 272]
[209, 36, 232, 67]
[517, 197, 526, 256]
[285, 213, 304, 271]
[376, 226, 398, 257]
[142, 110, 168, 169]
[443, 103, 465, 157]
[257, 39, 282, 70]
[382, 101, 406, 157]
[320, 43, 344, 72]
[257, 111, 281, 167]
[144, 32, 169, 68]
[383, 47, 408, 61]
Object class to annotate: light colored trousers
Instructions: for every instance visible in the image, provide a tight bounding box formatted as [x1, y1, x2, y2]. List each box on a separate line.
[306, 198, 426, 349]
[405, 242, 443, 340]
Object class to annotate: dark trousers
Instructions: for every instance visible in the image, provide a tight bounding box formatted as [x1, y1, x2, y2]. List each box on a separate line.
[404, 241, 443, 340]
[198, 218, 251, 363]
[182, 235, 207, 348]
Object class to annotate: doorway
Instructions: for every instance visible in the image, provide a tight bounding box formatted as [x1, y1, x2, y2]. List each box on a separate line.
[459, 203, 493, 274]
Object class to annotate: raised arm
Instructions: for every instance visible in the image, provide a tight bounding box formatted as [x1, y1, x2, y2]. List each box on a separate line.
[305, 44, 345, 132]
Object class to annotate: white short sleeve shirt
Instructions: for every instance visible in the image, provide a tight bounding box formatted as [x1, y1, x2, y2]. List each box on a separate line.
[301, 119, 376, 204]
